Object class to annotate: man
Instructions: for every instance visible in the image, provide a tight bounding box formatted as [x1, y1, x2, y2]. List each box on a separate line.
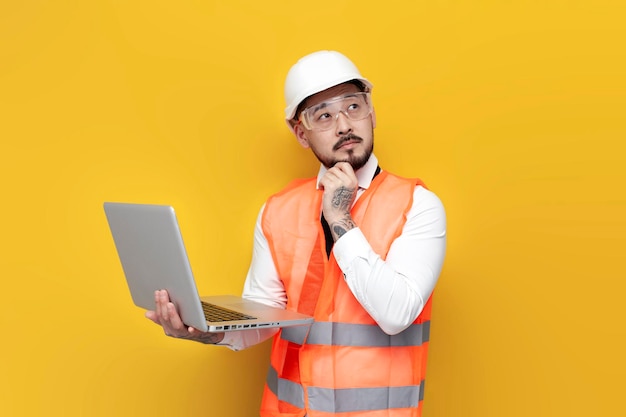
[146, 50, 446, 416]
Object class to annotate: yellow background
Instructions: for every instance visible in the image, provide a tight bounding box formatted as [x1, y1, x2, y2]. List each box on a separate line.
[1, 1, 624, 416]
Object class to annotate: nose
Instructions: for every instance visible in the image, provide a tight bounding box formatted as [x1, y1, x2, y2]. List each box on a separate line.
[334, 111, 352, 135]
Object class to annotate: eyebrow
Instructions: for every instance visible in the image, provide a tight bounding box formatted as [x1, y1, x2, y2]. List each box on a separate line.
[310, 93, 361, 114]
[311, 102, 329, 114]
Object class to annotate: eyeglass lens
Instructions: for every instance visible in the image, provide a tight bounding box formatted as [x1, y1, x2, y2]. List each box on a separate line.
[304, 93, 371, 131]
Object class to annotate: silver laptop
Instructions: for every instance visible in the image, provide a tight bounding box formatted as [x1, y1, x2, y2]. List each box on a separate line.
[103, 202, 313, 333]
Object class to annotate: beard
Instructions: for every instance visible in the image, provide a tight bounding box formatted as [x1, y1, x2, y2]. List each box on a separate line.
[313, 132, 374, 171]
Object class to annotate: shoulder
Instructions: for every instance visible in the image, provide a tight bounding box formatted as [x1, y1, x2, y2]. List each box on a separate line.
[380, 169, 445, 221]
[380, 170, 443, 209]
[263, 177, 318, 222]
[413, 185, 444, 208]
[269, 177, 317, 199]
[407, 185, 447, 230]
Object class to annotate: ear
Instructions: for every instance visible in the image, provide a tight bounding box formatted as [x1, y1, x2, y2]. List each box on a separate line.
[371, 107, 377, 129]
[293, 122, 311, 149]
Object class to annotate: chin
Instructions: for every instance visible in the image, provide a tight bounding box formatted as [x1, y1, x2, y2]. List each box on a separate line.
[336, 152, 370, 171]
[316, 145, 373, 171]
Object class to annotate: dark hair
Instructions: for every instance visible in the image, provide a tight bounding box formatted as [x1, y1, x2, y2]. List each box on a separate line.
[292, 79, 368, 122]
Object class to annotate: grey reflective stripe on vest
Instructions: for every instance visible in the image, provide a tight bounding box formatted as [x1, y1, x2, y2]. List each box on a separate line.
[267, 365, 425, 413]
[280, 323, 311, 344]
[281, 321, 430, 347]
[309, 383, 425, 413]
[266, 365, 305, 409]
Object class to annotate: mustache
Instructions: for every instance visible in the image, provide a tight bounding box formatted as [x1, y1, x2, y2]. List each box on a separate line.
[333, 133, 363, 151]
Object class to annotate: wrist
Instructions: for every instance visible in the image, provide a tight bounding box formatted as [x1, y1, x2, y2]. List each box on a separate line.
[199, 332, 225, 344]
[185, 330, 225, 344]
[323, 210, 351, 225]
[329, 214, 356, 241]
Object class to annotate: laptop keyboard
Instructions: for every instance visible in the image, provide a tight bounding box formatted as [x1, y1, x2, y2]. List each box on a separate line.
[201, 301, 257, 322]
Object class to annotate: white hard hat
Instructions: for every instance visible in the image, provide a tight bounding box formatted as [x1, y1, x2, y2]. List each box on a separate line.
[284, 50, 373, 122]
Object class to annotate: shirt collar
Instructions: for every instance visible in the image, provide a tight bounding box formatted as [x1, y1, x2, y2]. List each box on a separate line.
[316, 154, 379, 190]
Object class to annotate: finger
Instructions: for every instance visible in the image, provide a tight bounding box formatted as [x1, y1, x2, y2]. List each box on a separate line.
[145, 310, 160, 325]
[333, 165, 357, 186]
[166, 303, 186, 331]
[333, 161, 355, 175]
[154, 290, 164, 318]
[154, 290, 163, 317]
[320, 169, 345, 187]
[157, 290, 171, 321]
[318, 174, 336, 190]
[320, 174, 355, 195]
[328, 164, 356, 183]
[154, 291, 164, 321]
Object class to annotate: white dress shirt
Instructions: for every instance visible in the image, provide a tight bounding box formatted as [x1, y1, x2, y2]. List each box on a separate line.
[220, 154, 447, 350]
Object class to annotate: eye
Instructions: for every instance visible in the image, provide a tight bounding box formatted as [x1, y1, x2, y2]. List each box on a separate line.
[317, 112, 332, 121]
[346, 102, 360, 113]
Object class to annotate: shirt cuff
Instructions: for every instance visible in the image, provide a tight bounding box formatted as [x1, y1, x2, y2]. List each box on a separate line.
[216, 332, 240, 351]
[332, 227, 370, 272]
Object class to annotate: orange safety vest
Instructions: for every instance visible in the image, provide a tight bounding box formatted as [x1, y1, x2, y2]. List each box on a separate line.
[259, 170, 433, 417]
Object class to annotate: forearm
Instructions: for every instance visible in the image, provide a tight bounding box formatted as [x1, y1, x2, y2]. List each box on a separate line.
[334, 231, 435, 334]
[218, 328, 278, 351]
[345, 257, 432, 333]
[185, 332, 225, 345]
[334, 188, 446, 335]
[328, 212, 357, 241]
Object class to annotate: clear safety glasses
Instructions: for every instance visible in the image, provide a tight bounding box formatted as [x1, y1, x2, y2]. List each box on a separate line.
[299, 92, 373, 131]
